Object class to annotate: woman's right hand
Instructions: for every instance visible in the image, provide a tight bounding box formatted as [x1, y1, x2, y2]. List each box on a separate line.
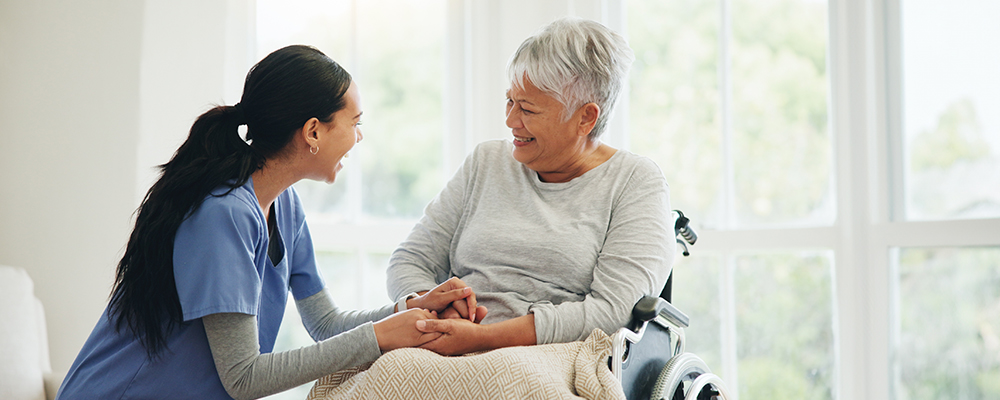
[373, 308, 442, 352]
[408, 277, 482, 322]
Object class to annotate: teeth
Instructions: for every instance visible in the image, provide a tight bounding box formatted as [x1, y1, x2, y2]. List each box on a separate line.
[514, 137, 534, 143]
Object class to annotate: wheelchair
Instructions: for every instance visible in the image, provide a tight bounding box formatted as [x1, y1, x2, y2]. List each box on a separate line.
[610, 211, 734, 400]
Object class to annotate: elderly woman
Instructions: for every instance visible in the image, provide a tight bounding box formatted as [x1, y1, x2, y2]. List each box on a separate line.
[387, 17, 675, 355]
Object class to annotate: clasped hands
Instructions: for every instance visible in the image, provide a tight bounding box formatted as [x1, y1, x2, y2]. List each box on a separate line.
[373, 277, 489, 355]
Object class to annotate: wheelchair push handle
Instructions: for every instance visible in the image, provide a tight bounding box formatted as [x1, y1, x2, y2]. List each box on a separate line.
[674, 210, 697, 245]
[673, 210, 697, 257]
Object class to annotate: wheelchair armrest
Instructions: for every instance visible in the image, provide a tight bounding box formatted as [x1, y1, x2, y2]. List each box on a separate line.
[632, 296, 690, 329]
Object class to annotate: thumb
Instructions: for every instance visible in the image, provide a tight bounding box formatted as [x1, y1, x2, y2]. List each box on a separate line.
[442, 287, 472, 303]
[415, 319, 453, 333]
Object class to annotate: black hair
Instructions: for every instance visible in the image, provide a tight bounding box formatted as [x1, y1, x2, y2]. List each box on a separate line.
[108, 45, 352, 358]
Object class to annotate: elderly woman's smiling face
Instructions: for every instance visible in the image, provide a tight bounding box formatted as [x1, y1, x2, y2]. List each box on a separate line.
[505, 78, 600, 182]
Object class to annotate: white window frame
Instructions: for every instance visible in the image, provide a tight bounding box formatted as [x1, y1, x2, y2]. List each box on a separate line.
[835, 0, 1000, 398]
[254, 1, 1000, 399]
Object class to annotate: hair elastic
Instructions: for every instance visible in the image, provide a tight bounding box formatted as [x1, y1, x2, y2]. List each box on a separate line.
[232, 103, 247, 126]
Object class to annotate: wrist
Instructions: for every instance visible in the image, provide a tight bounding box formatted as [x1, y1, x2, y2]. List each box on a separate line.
[475, 322, 497, 352]
[395, 292, 418, 313]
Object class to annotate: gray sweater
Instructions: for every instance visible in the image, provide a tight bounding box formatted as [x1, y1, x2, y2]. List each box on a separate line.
[388, 140, 675, 344]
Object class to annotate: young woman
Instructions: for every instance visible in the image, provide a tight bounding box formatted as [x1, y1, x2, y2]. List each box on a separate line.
[56, 45, 478, 400]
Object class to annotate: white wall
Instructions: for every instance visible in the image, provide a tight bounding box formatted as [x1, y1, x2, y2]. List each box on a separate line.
[0, 0, 252, 374]
[0, 0, 143, 373]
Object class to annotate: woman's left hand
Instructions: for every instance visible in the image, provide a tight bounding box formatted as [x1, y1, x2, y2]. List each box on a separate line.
[414, 318, 486, 356]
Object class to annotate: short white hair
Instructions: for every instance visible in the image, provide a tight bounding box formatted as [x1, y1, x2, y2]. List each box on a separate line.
[506, 17, 634, 140]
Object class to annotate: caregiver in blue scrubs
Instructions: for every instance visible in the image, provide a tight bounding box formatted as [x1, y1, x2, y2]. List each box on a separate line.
[56, 45, 478, 400]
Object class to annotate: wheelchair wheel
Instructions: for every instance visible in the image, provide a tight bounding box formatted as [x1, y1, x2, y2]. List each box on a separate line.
[650, 353, 733, 400]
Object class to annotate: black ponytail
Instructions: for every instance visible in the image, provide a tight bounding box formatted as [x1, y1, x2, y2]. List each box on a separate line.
[109, 45, 352, 357]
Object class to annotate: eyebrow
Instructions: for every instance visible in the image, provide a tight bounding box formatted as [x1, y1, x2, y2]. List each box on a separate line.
[354, 111, 363, 120]
[505, 91, 535, 106]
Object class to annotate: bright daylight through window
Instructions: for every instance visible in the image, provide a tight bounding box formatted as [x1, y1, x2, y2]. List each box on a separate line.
[629, 0, 835, 398]
[250, 1, 1000, 399]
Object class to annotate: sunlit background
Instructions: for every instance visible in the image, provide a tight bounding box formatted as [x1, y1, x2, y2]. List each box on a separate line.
[250, 0, 1000, 399]
[2, 0, 997, 399]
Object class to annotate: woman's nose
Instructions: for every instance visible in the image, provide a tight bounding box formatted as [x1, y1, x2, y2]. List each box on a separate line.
[505, 105, 522, 129]
[356, 128, 364, 143]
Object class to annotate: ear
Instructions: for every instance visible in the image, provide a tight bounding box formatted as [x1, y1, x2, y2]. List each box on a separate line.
[576, 103, 600, 138]
[299, 117, 322, 148]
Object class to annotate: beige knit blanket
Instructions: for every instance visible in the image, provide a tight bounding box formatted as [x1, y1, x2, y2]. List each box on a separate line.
[306, 329, 625, 400]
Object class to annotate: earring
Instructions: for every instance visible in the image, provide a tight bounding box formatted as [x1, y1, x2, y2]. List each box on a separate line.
[310, 146, 319, 155]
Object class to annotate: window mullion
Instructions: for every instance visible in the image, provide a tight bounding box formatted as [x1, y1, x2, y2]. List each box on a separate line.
[719, 252, 740, 396]
[717, 0, 741, 393]
[346, 0, 363, 222]
[719, 0, 735, 231]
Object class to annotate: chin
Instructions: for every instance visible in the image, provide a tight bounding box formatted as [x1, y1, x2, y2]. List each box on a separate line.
[510, 149, 534, 166]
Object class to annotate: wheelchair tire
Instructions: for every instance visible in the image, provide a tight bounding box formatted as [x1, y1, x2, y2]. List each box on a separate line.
[650, 353, 731, 400]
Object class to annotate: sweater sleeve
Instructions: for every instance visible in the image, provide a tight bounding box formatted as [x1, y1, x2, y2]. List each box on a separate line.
[530, 166, 675, 344]
[203, 312, 382, 400]
[296, 289, 395, 341]
[386, 147, 476, 301]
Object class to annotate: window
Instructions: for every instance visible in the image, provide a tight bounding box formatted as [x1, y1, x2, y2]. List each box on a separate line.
[886, 1, 1000, 398]
[240, 2, 1000, 399]
[892, 246, 1000, 398]
[898, 0, 1000, 221]
[256, 1, 446, 398]
[628, 0, 835, 398]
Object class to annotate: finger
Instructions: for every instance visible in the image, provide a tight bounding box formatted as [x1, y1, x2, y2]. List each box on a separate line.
[474, 306, 488, 323]
[443, 276, 468, 290]
[417, 332, 443, 345]
[466, 291, 478, 322]
[440, 308, 461, 320]
[441, 287, 472, 304]
[407, 308, 437, 319]
[450, 299, 470, 320]
[415, 319, 454, 333]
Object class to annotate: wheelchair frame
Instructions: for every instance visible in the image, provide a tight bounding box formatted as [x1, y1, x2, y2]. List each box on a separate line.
[610, 211, 734, 400]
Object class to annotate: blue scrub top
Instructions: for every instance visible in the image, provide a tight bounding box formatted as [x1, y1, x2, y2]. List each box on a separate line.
[57, 179, 325, 400]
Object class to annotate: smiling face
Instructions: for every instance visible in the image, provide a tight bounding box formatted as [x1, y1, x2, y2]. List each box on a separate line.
[505, 78, 597, 182]
[311, 81, 363, 184]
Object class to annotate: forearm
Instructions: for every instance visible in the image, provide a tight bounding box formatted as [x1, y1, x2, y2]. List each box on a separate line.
[530, 294, 632, 344]
[480, 314, 537, 351]
[297, 289, 394, 341]
[203, 313, 381, 400]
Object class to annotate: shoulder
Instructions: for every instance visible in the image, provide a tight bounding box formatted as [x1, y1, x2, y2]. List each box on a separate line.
[611, 149, 667, 185]
[186, 184, 263, 232]
[469, 139, 513, 164]
[201, 185, 259, 216]
[454, 139, 518, 181]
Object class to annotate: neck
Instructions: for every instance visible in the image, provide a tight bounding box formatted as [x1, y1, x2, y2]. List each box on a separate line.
[536, 141, 615, 183]
[251, 159, 298, 218]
